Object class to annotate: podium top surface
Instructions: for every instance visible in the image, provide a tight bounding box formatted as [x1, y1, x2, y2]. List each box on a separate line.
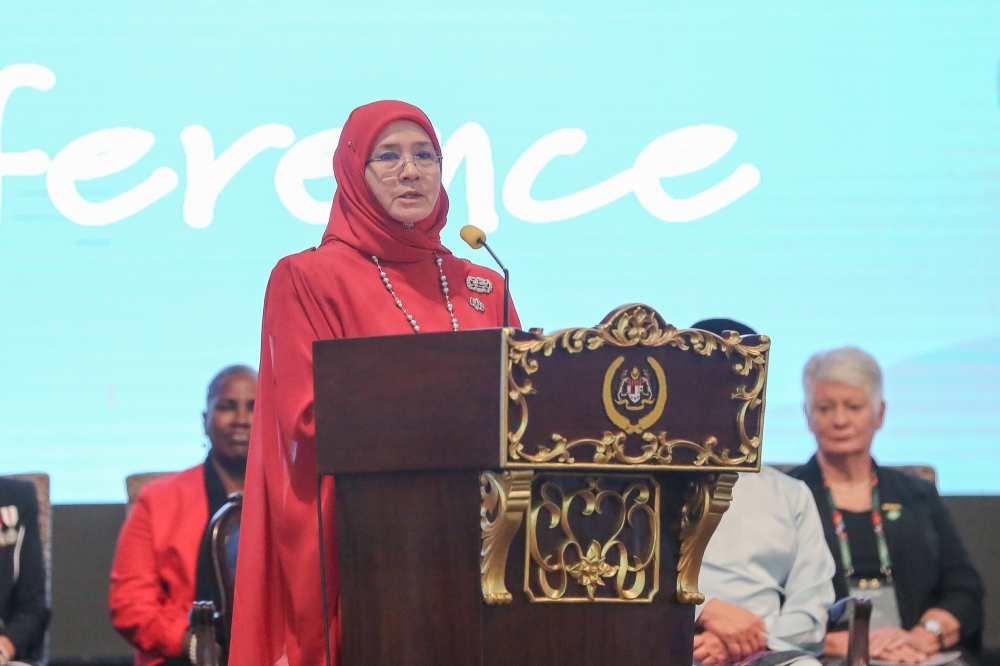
[314, 304, 769, 475]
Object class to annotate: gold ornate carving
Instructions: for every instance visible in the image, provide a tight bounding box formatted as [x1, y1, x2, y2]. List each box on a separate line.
[480, 470, 533, 604]
[525, 474, 660, 602]
[506, 304, 769, 468]
[676, 472, 739, 603]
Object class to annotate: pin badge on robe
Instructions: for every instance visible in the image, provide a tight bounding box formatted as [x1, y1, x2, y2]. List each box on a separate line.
[468, 297, 485, 312]
[466, 276, 493, 294]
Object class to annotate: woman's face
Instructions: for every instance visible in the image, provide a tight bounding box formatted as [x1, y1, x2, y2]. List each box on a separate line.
[364, 120, 441, 225]
[203, 372, 256, 463]
[806, 380, 885, 458]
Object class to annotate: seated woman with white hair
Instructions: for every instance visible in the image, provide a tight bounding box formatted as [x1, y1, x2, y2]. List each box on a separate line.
[789, 347, 984, 664]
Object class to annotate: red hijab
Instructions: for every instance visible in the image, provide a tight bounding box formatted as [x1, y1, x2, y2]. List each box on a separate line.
[322, 100, 450, 263]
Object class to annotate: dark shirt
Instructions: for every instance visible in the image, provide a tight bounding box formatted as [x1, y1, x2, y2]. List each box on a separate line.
[790, 455, 985, 651]
[194, 456, 230, 605]
[0, 478, 50, 663]
[840, 510, 884, 580]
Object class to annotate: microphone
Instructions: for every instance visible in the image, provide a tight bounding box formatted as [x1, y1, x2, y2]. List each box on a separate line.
[460, 225, 510, 328]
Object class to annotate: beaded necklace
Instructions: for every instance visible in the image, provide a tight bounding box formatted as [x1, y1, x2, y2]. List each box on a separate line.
[822, 470, 893, 581]
[371, 252, 459, 333]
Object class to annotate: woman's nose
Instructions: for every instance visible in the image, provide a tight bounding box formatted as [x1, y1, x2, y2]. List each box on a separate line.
[831, 406, 849, 425]
[398, 158, 420, 179]
[235, 405, 253, 425]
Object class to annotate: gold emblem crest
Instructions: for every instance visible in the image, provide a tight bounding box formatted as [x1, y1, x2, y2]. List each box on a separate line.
[602, 356, 666, 434]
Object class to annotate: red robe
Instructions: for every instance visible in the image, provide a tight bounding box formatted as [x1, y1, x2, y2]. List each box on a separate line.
[230, 101, 519, 666]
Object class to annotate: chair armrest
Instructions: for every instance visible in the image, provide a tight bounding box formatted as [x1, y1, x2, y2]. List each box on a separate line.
[827, 597, 872, 666]
[189, 600, 220, 666]
[847, 597, 873, 666]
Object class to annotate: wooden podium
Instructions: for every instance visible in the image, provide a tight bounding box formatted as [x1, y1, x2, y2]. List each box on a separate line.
[314, 305, 770, 666]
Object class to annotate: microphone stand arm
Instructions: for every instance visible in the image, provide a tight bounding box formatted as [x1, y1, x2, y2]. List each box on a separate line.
[481, 242, 510, 328]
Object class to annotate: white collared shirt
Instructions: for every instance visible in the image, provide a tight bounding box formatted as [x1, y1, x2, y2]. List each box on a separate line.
[695, 465, 836, 654]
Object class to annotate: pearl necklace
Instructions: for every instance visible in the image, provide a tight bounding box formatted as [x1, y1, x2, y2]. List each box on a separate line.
[371, 252, 459, 333]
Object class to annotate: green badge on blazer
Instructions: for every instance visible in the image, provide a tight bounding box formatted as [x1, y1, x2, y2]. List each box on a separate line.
[882, 503, 902, 521]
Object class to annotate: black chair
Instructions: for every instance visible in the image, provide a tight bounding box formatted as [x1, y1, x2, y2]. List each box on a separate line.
[193, 492, 242, 666]
[5, 473, 52, 666]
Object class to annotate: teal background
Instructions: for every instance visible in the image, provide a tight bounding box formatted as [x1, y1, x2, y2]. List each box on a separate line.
[1, 3, 998, 501]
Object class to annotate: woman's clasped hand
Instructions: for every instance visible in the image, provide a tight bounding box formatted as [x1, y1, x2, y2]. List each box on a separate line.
[868, 626, 935, 664]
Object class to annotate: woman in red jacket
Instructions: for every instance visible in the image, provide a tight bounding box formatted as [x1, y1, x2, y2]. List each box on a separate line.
[110, 365, 256, 666]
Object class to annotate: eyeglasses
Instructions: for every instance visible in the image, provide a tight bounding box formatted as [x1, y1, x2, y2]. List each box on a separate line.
[366, 150, 442, 175]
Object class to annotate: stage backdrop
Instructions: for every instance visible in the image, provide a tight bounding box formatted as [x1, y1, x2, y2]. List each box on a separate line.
[1, 2, 998, 501]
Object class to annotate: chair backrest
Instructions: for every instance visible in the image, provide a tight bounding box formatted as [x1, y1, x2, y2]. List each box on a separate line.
[888, 465, 936, 486]
[5, 472, 52, 664]
[208, 493, 243, 654]
[768, 463, 937, 488]
[124, 472, 174, 515]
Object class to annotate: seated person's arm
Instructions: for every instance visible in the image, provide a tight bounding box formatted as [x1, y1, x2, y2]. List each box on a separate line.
[769, 485, 836, 654]
[913, 608, 960, 652]
[824, 630, 847, 657]
[910, 490, 984, 650]
[109, 493, 191, 658]
[1, 483, 50, 662]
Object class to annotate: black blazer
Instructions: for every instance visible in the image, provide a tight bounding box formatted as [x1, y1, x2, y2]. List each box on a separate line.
[790, 456, 984, 651]
[0, 478, 50, 662]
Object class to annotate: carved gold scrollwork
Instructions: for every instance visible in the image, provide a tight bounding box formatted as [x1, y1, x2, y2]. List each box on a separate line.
[506, 304, 769, 468]
[480, 470, 533, 604]
[525, 474, 660, 603]
[676, 472, 739, 604]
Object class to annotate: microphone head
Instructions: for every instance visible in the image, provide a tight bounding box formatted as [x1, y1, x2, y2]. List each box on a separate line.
[460, 225, 487, 249]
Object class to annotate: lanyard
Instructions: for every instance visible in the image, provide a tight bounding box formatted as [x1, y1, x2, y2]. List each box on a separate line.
[822, 470, 893, 581]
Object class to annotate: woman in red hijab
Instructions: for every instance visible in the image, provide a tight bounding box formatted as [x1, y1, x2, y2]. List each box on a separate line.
[229, 101, 518, 666]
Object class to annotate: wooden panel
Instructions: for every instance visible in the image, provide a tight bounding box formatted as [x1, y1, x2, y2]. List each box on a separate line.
[481, 471, 693, 665]
[314, 329, 506, 474]
[335, 469, 695, 666]
[335, 471, 483, 666]
[506, 326, 767, 471]
[483, 603, 693, 666]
